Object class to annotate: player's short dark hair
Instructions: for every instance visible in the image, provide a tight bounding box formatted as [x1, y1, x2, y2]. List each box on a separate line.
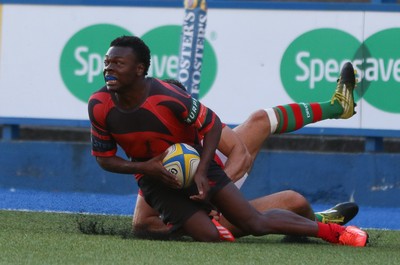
[163, 79, 187, 91]
[110, 36, 151, 76]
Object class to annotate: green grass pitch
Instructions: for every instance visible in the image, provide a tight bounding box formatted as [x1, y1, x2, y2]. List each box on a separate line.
[1, 210, 399, 265]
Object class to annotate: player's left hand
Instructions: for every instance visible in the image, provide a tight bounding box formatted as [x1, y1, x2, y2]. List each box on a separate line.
[143, 153, 181, 189]
[190, 173, 209, 202]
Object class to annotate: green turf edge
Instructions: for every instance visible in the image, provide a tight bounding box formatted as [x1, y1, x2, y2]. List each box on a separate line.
[1, 210, 400, 265]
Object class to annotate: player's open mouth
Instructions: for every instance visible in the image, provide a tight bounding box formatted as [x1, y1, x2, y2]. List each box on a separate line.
[105, 76, 117, 85]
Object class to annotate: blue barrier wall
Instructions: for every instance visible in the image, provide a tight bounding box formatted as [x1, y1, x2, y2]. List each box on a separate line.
[0, 141, 138, 195]
[1, 141, 399, 207]
[241, 150, 400, 207]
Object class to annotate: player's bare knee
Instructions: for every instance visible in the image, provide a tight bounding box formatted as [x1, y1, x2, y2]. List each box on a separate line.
[131, 222, 150, 237]
[251, 109, 272, 134]
[132, 219, 147, 233]
[250, 109, 269, 124]
[284, 190, 309, 208]
[282, 190, 313, 219]
[184, 211, 221, 242]
[192, 227, 220, 242]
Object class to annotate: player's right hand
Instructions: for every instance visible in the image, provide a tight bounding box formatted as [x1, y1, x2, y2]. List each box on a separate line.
[142, 154, 181, 189]
[190, 172, 210, 202]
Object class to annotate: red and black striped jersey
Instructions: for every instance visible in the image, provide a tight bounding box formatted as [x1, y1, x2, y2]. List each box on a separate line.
[88, 78, 218, 162]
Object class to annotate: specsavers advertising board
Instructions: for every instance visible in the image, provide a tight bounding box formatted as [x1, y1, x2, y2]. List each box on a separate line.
[0, 4, 399, 130]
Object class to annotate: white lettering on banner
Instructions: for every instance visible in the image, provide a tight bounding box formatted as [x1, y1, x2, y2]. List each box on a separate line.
[310, 58, 324, 89]
[194, 27, 205, 71]
[179, 17, 194, 78]
[185, 11, 195, 23]
[380, 59, 393, 81]
[295, 51, 310, 82]
[88, 53, 102, 83]
[394, 60, 400, 82]
[178, 6, 207, 97]
[355, 58, 400, 82]
[152, 55, 167, 77]
[325, 59, 339, 82]
[191, 13, 207, 94]
[296, 52, 342, 89]
[179, 68, 190, 83]
[365, 58, 378, 81]
[149, 55, 179, 78]
[74, 46, 103, 83]
[181, 26, 194, 56]
[296, 52, 400, 86]
[167, 56, 179, 77]
[74, 47, 89, 76]
[199, 13, 207, 24]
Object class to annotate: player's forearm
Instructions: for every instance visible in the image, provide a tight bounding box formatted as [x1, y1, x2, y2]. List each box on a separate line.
[96, 156, 143, 174]
[224, 153, 252, 183]
[197, 117, 222, 174]
[218, 126, 252, 182]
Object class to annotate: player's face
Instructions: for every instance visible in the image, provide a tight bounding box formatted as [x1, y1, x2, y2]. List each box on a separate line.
[103, 46, 144, 93]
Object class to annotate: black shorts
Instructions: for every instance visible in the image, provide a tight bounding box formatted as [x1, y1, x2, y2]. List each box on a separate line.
[138, 159, 231, 232]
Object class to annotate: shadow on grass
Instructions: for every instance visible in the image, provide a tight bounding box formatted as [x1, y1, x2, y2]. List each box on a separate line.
[75, 214, 192, 241]
[75, 214, 323, 245]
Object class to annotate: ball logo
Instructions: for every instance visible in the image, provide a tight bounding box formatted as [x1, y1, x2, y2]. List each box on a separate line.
[281, 28, 400, 113]
[169, 168, 178, 175]
[60, 24, 217, 103]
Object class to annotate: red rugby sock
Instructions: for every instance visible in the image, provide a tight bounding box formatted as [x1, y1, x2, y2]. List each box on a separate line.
[273, 101, 343, 134]
[316, 222, 345, 243]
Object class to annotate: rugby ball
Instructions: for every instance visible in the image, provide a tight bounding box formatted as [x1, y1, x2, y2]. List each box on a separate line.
[162, 143, 200, 189]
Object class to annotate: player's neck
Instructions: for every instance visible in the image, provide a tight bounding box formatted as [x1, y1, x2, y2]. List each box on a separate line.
[114, 79, 149, 110]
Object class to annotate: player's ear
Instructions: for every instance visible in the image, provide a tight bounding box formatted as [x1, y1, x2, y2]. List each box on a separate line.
[136, 63, 145, 76]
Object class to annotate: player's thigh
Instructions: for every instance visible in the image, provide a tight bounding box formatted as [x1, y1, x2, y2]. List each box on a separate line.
[182, 210, 220, 242]
[132, 194, 160, 225]
[233, 110, 271, 158]
[211, 182, 260, 231]
[249, 190, 304, 211]
[249, 190, 314, 220]
[218, 191, 295, 234]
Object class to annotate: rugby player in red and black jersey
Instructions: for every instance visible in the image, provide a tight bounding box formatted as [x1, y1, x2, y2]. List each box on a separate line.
[88, 36, 368, 246]
[132, 79, 361, 240]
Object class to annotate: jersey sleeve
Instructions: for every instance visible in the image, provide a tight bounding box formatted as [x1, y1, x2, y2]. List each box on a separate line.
[159, 79, 219, 136]
[181, 97, 218, 136]
[88, 94, 117, 157]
